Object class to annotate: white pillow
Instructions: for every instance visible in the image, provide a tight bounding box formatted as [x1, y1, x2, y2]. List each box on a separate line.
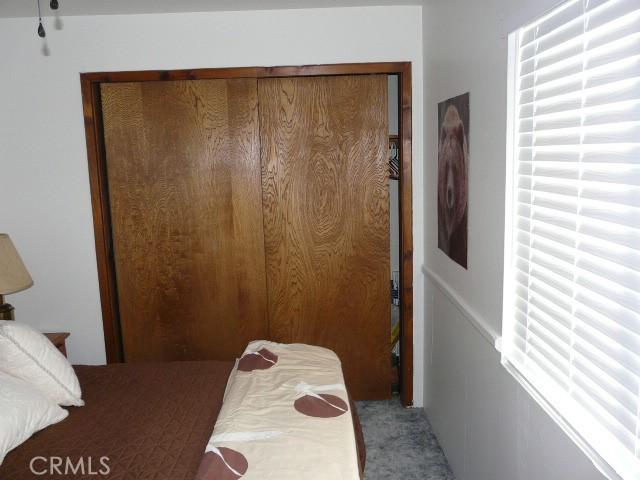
[0, 371, 68, 465]
[0, 321, 84, 407]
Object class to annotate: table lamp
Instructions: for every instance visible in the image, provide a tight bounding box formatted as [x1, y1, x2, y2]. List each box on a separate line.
[0, 234, 33, 320]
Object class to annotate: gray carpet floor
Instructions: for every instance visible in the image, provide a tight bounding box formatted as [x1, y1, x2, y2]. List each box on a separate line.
[356, 397, 456, 480]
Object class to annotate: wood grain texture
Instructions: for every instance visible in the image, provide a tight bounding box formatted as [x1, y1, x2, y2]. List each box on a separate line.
[101, 79, 268, 362]
[81, 63, 410, 84]
[82, 77, 124, 363]
[258, 75, 390, 400]
[398, 64, 414, 406]
[83, 63, 414, 404]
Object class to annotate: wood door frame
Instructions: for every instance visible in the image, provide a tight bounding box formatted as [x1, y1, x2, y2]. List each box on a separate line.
[80, 62, 414, 406]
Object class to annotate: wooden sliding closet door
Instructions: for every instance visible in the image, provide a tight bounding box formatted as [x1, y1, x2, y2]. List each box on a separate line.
[101, 79, 268, 362]
[259, 76, 390, 399]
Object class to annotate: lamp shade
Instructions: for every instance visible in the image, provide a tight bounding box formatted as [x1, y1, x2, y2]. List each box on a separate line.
[0, 234, 33, 295]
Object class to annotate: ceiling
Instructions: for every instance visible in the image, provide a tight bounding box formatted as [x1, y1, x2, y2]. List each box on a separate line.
[0, 0, 422, 18]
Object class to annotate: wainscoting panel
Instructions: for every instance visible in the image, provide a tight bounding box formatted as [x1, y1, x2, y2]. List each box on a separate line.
[424, 275, 607, 480]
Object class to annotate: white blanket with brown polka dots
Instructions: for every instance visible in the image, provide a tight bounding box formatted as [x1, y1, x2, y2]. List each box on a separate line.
[195, 340, 361, 480]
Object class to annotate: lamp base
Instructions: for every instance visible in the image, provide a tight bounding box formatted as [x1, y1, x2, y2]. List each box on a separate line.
[0, 295, 15, 320]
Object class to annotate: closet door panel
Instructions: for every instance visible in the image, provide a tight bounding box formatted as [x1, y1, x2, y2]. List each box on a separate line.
[259, 75, 390, 399]
[101, 79, 268, 361]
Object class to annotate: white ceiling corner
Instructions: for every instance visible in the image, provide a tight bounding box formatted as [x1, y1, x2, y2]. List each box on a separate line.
[0, 0, 423, 19]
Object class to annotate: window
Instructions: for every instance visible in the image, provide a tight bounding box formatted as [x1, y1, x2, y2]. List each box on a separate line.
[502, 1, 640, 479]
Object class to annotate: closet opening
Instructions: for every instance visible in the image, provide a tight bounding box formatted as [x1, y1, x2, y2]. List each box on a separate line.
[80, 62, 414, 405]
[388, 74, 402, 396]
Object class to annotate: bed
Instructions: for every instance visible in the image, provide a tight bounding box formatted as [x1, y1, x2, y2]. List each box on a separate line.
[1, 358, 366, 479]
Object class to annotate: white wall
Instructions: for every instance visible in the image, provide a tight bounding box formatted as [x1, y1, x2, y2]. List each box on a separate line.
[0, 6, 425, 404]
[422, 0, 607, 478]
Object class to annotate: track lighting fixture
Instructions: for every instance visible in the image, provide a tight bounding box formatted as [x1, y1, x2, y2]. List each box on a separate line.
[36, 0, 61, 38]
[36, 0, 45, 37]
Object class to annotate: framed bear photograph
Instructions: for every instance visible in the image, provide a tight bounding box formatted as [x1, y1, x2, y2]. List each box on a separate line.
[437, 92, 469, 269]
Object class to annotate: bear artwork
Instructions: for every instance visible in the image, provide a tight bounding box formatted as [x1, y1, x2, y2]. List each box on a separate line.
[437, 92, 469, 269]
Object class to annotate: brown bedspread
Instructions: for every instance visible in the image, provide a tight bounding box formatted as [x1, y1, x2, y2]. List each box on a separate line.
[350, 395, 367, 478]
[1, 361, 366, 480]
[1, 361, 234, 480]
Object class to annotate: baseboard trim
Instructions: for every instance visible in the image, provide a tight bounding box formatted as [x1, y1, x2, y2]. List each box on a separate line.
[422, 265, 501, 351]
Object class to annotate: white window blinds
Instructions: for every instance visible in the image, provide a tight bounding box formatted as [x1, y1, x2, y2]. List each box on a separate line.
[502, 1, 640, 479]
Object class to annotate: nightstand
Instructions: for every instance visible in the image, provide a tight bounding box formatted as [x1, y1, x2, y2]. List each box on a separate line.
[44, 332, 70, 358]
